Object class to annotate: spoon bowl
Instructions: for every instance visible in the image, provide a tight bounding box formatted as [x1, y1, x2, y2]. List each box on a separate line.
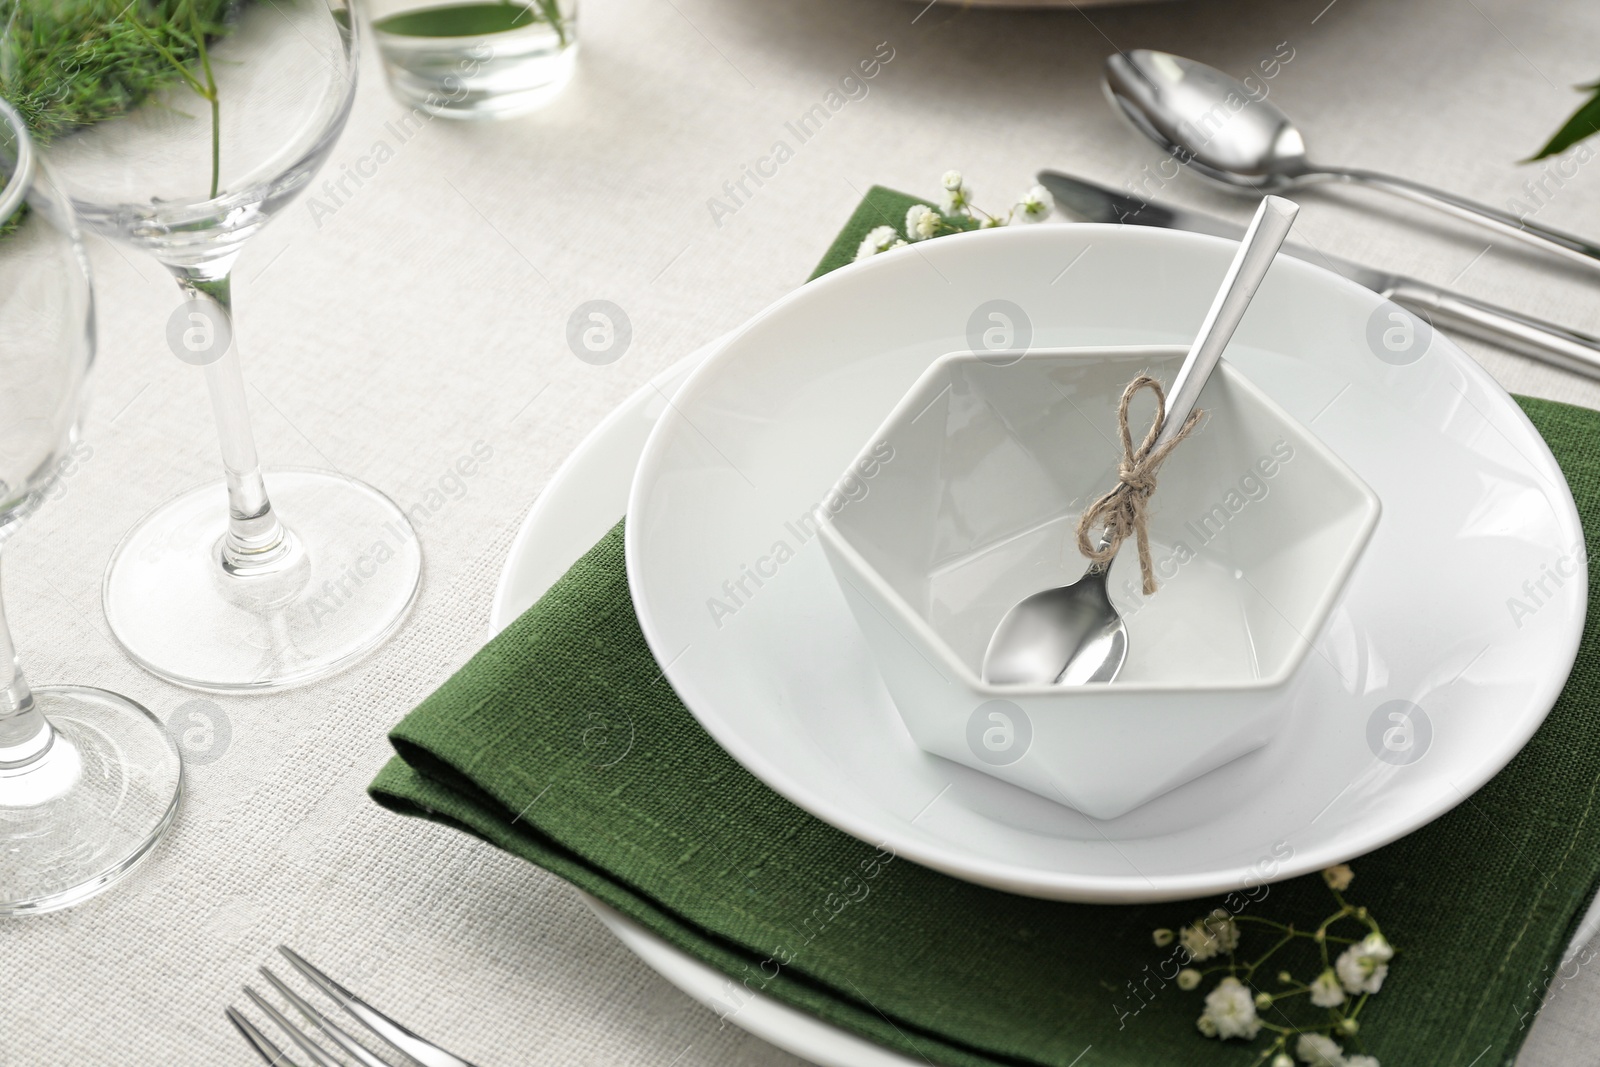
[1104, 50, 1311, 190]
[1104, 49, 1600, 271]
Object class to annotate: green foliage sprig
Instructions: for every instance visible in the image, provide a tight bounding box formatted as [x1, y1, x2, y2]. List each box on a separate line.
[1529, 78, 1600, 162]
[1, 0, 237, 194]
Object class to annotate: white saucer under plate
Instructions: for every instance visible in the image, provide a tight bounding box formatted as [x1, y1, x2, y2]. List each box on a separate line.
[625, 223, 1585, 903]
[491, 336, 1592, 1067]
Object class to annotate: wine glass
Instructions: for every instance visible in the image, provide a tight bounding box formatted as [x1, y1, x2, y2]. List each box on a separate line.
[0, 99, 182, 915]
[15, 0, 420, 690]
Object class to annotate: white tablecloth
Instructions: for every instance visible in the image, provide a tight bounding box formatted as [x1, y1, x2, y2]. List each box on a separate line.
[6, 0, 1600, 1062]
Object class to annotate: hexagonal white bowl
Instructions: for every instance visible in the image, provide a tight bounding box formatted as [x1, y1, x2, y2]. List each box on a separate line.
[817, 345, 1380, 819]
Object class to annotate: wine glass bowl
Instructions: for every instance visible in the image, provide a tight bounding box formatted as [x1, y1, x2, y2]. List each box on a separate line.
[20, 0, 422, 690]
[0, 99, 181, 916]
[37, 0, 358, 268]
[0, 133, 90, 540]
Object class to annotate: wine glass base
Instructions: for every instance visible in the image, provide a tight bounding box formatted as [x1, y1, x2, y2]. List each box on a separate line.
[0, 686, 182, 916]
[103, 469, 422, 692]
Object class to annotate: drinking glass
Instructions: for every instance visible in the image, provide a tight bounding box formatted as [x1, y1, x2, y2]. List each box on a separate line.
[0, 100, 181, 915]
[14, 0, 421, 691]
[367, 0, 578, 119]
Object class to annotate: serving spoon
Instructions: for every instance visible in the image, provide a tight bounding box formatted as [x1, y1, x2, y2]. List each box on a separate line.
[981, 194, 1299, 686]
[1103, 49, 1600, 273]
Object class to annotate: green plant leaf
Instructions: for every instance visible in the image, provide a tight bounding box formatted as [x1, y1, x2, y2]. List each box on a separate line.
[1527, 78, 1600, 162]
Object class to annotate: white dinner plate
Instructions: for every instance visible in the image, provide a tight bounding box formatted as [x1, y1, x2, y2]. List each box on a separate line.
[625, 223, 1585, 903]
[490, 333, 1591, 1067]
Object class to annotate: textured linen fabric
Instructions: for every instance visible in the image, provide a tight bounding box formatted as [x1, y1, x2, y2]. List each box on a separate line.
[8, 0, 1600, 1064]
[370, 187, 1600, 1067]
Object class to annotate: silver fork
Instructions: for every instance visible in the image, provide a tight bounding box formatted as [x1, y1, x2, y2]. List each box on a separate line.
[226, 945, 485, 1067]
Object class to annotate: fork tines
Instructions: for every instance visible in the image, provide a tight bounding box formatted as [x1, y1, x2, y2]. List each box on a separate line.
[225, 945, 483, 1067]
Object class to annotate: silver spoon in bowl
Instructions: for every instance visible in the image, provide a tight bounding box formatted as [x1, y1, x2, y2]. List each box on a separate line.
[1103, 49, 1600, 273]
[981, 194, 1300, 687]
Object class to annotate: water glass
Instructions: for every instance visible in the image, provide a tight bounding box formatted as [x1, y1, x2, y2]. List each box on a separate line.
[367, 0, 578, 119]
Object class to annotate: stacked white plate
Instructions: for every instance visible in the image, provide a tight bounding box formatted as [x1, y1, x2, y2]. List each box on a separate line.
[492, 224, 1586, 1066]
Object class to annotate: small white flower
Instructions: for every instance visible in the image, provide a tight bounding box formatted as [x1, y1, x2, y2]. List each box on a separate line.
[1295, 1032, 1345, 1066]
[1180, 910, 1240, 961]
[1310, 968, 1346, 1008]
[1272, 1055, 1295, 1067]
[1152, 928, 1175, 947]
[978, 214, 1005, 228]
[1336, 932, 1393, 995]
[905, 204, 942, 241]
[1345, 1056, 1380, 1067]
[1323, 864, 1355, 891]
[1014, 184, 1054, 223]
[1196, 976, 1260, 1040]
[1177, 967, 1201, 990]
[854, 224, 901, 261]
[939, 169, 972, 213]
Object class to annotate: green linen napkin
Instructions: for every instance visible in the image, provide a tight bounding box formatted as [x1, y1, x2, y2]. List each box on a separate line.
[372, 187, 1600, 1067]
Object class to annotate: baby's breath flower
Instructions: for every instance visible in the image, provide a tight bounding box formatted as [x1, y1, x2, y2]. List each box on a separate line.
[854, 225, 901, 262]
[1014, 184, 1054, 223]
[1177, 968, 1202, 990]
[1272, 1055, 1295, 1067]
[1346, 1056, 1380, 1067]
[979, 215, 1005, 228]
[1323, 864, 1355, 891]
[1336, 932, 1393, 995]
[1196, 977, 1261, 1040]
[1152, 928, 1175, 947]
[1180, 909, 1240, 961]
[1254, 991, 1273, 1010]
[905, 204, 942, 241]
[1295, 1032, 1345, 1066]
[1309, 968, 1346, 1008]
[1336, 1017, 1360, 1037]
[939, 170, 973, 213]
[1277, 970, 1294, 984]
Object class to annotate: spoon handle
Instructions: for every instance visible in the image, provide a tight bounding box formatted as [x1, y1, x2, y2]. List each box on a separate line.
[1323, 166, 1600, 273]
[1156, 195, 1299, 448]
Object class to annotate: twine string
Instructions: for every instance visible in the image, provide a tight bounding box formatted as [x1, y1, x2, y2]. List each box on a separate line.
[1074, 374, 1203, 596]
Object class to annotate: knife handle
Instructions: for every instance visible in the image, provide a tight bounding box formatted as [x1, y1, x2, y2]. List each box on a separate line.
[1386, 279, 1600, 381]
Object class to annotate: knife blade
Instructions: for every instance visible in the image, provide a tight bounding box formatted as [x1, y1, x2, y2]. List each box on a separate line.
[1036, 170, 1600, 380]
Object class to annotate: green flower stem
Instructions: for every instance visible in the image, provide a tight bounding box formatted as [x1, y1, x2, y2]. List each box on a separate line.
[189, 0, 220, 198]
[124, 0, 222, 198]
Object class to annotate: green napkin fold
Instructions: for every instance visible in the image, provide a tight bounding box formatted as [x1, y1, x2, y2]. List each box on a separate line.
[373, 187, 1600, 1067]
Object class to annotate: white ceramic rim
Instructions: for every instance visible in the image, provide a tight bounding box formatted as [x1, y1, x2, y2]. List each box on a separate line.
[625, 223, 1586, 902]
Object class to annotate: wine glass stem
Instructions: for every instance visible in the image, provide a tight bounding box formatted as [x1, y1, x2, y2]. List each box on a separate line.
[0, 553, 51, 767]
[174, 269, 299, 576]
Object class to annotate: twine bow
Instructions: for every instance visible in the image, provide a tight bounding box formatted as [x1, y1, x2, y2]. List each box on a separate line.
[1074, 374, 1203, 596]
